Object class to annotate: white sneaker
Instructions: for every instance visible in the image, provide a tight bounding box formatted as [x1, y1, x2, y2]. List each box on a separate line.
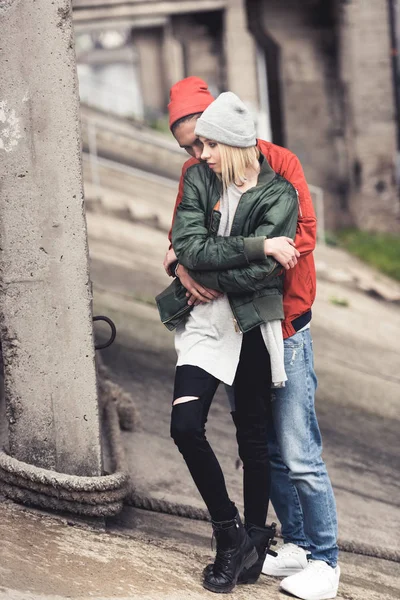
[262, 543, 310, 577]
[280, 560, 340, 600]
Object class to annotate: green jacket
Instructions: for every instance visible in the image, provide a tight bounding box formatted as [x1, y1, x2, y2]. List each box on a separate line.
[157, 154, 298, 333]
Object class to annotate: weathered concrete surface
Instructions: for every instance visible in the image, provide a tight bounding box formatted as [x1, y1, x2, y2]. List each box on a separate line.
[82, 154, 178, 232]
[252, 0, 400, 232]
[80, 104, 186, 181]
[0, 500, 399, 599]
[0, 1, 101, 475]
[87, 211, 400, 557]
[224, 0, 259, 109]
[338, 0, 399, 232]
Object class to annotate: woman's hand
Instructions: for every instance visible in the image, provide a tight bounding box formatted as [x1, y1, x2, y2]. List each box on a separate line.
[176, 264, 223, 306]
[264, 237, 300, 270]
[163, 248, 178, 275]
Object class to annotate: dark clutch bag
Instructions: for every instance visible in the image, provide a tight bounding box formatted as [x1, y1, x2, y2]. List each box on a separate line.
[155, 277, 193, 331]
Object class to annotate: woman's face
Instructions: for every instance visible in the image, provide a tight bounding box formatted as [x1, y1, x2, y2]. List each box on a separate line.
[200, 138, 222, 173]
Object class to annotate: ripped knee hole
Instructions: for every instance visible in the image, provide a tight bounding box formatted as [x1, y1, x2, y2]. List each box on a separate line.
[173, 396, 199, 406]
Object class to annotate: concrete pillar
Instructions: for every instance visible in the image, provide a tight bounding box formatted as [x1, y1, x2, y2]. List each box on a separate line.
[0, 0, 102, 476]
[338, 0, 400, 232]
[133, 27, 166, 119]
[162, 21, 185, 92]
[223, 0, 259, 109]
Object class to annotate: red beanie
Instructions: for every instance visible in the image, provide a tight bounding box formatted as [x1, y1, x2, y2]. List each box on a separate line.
[168, 76, 214, 129]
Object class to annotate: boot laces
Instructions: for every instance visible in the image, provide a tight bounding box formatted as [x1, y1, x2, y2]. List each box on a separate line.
[214, 547, 232, 573]
[210, 533, 232, 573]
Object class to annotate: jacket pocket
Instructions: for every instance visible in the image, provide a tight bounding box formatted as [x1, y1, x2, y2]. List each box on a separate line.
[253, 292, 284, 322]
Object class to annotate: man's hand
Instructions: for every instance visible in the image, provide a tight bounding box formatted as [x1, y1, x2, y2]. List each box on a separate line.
[163, 248, 178, 275]
[176, 264, 223, 306]
[264, 237, 300, 270]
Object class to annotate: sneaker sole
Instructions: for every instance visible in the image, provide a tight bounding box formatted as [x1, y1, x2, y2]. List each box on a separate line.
[262, 565, 306, 578]
[279, 581, 338, 600]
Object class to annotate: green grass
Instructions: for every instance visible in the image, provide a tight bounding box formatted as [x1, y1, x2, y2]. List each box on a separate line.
[332, 229, 400, 282]
[329, 296, 350, 307]
[148, 116, 171, 135]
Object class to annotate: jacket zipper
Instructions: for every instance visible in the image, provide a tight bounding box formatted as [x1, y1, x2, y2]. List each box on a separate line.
[233, 317, 241, 333]
[295, 188, 302, 217]
[229, 300, 243, 334]
[211, 173, 282, 333]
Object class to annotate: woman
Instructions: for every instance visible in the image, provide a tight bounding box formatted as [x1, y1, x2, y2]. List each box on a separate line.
[157, 92, 298, 593]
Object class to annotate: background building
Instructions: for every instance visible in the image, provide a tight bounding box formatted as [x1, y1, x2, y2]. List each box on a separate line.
[72, 0, 400, 233]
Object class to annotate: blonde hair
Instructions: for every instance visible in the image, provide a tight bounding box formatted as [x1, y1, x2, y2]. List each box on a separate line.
[218, 144, 260, 190]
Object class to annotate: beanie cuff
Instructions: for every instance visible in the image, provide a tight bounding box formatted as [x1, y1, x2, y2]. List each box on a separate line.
[169, 102, 212, 128]
[195, 119, 256, 148]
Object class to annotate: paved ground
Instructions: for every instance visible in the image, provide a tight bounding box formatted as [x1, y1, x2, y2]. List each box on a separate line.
[0, 500, 399, 600]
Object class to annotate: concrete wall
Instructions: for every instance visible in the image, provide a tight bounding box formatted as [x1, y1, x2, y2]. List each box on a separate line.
[73, 0, 400, 232]
[0, 0, 102, 476]
[253, 0, 399, 232]
[133, 27, 166, 118]
[253, 0, 347, 229]
[338, 0, 400, 232]
[224, 0, 259, 109]
[172, 13, 224, 96]
[162, 21, 185, 92]
[80, 103, 186, 180]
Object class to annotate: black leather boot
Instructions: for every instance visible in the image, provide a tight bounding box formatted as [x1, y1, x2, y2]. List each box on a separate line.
[203, 521, 277, 585]
[238, 522, 277, 584]
[203, 510, 257, 593]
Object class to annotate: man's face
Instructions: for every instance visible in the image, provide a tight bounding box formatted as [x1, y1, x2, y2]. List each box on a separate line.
[173, 118, 204, 160]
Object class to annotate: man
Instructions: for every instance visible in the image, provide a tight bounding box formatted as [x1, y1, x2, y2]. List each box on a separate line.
[164, 76, 339, 600]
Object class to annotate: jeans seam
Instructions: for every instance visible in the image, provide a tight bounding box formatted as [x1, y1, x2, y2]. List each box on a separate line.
[278, 331, 309, 546]
[303, 330, 338, 565]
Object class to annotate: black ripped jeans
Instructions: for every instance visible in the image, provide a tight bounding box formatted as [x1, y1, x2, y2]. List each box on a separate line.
[170, 327, 272, 526]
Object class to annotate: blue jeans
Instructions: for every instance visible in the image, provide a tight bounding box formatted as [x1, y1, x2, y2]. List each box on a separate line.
[227, 329, 338, 566]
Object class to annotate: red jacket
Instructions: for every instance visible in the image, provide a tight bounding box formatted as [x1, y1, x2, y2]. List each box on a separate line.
[168, 140, 317, 339]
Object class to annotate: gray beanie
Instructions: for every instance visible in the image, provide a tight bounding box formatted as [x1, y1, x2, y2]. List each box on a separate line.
[195, 92, 256, 147]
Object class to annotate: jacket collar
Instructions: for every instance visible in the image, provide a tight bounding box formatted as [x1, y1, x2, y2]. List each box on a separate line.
[255, 151, 276, 188]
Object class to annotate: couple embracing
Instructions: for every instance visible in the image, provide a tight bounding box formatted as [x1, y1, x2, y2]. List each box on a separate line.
[156, 77, 339, 600]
